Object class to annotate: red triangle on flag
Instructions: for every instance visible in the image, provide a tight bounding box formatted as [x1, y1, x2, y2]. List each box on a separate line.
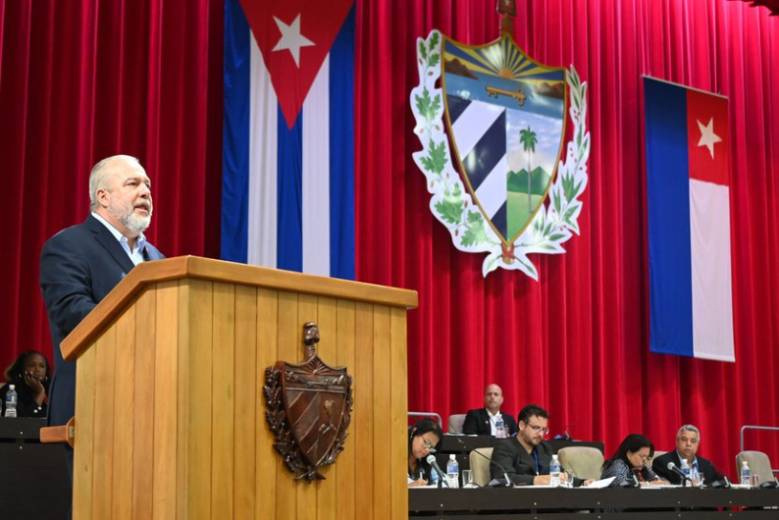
[240, 0, 353, 128]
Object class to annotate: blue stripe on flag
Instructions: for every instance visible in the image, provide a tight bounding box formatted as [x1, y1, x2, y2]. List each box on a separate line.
[328, 7, 355, 280]
[645, 78, 694, 357]
[220, 0, 250, 262]
[277, 107, 303, 271]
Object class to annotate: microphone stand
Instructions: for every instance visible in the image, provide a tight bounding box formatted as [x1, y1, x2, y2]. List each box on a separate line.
[451, 437, 512, 487]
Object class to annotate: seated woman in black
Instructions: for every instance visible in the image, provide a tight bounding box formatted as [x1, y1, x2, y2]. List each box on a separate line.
[601, 433, 665, 487]
[408, 419, 443, 487]
[0, 350, 50, 418]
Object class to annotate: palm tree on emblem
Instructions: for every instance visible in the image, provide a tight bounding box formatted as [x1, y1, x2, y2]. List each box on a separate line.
[519, 126, 538, 218]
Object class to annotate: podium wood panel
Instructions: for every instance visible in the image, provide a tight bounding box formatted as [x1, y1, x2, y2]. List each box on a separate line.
[234, 285, 257, 519]
[65, 257, 415, 519]
[113, 308, 136, 520]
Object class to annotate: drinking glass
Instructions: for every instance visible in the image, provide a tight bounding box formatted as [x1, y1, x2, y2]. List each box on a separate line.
[461, 470, 474, 488]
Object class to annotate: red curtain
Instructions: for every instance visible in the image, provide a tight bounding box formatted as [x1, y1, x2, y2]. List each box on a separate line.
[0, 0, 223, 371]
[1, 0, 778, 480]
[355, 0, 779, 477]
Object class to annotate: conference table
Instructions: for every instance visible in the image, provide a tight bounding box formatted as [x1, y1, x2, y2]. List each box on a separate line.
[434, 434, 604, 472]
[409, 486, 779, 518]
[0, 417, 70, 519]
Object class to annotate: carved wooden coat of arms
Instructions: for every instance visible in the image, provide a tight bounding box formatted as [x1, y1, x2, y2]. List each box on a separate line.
[264, 322, 353, 480]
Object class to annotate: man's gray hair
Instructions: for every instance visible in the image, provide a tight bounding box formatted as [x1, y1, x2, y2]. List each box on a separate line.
[88, 154, 144, 210]
[677, 424, 700, 439]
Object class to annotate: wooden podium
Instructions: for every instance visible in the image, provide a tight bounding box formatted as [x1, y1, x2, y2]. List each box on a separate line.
[56, 256, 417, 519]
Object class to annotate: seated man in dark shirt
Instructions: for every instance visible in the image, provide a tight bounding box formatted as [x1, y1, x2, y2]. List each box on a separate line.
[462, 384, 518, 437]
[652, 424, 724, 486]
[491, 404, 586, 486]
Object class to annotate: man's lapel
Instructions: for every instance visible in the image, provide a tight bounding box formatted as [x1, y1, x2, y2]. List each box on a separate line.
[86, 215, 135, 273]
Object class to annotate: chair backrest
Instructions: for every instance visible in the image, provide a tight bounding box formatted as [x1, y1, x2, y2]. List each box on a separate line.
[448, 414, 466, 434]
[469, 447, 494, 487]
[557, 446, 604, 481]
[736, 450, 775, 484]
[650, 450, 667, 467]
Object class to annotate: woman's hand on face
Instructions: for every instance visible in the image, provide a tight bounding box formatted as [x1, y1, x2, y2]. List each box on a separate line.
[23, 372, 46, 403]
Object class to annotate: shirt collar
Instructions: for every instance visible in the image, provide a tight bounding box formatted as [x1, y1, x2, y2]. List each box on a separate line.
[91, 212, 147, 252]
[486, 409, 501, 418]
[676, 451, 698, 467]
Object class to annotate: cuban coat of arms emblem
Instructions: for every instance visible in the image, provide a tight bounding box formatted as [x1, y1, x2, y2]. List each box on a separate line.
[410, 1, 590, 279]
[264, 322, 352, 480]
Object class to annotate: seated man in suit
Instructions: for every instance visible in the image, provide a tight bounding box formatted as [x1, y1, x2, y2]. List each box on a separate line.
[462, 384, 517, 437]
[652, 424, 724, 486]
[491, 404, 587, 486]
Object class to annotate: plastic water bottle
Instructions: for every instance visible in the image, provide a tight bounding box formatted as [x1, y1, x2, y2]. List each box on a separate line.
[3, 384, 18, 418]
[446, 454, 460, 488]
[550, 454, 561, 486]
[680, 458, 691, 482]
[740, 460, 752, 487]
[495, 416, 506, 438]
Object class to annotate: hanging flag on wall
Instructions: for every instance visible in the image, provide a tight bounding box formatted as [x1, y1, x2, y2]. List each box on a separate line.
[644, 76, 734, 362]
[222, 0, 355, 279]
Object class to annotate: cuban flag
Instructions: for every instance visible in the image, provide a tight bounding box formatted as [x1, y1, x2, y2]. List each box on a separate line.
[644, 77, 734, 362]
[222, 0, 355, 279]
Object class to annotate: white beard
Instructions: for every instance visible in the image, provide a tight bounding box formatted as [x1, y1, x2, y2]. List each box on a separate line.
[121, 210, 152, 235]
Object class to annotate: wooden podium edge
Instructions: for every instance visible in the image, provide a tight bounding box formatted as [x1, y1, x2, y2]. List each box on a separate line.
[60, 256, 418, 361]
[40, 417, 75, 447]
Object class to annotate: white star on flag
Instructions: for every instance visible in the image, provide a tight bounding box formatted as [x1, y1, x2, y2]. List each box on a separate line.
[696, 117, 722, 159]
[272, 14, 315, 68]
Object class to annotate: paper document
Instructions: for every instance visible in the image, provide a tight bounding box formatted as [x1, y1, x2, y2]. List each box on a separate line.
[581, 477, 615, 489]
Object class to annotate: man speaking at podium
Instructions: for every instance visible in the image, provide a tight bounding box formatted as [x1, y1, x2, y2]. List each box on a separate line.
[40, 155, 164, 430]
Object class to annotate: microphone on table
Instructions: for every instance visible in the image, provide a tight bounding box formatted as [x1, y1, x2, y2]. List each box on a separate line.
[470, 445, 512, 487]
[666, 462, 693, 486]
[620, 472, 640, 488]
[457, 439, 512, 487]
[426, 454, 449, 488]
[710, 476, 731, 488]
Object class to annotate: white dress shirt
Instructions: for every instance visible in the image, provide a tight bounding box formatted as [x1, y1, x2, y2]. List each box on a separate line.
[91, 212, 147, 266]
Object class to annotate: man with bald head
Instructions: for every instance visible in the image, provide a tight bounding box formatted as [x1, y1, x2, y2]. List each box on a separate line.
[40, 155, 165, 428]
[462, 384, 518, 437]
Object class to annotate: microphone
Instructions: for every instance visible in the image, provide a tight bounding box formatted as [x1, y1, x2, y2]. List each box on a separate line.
[620, 472, 639, 488]
[448, 435, 512, 487]
[666, 462, 693, 486]
[426, 454, 449, 488]
[465, 442, 512, 487]
[711, 477, 731, 489]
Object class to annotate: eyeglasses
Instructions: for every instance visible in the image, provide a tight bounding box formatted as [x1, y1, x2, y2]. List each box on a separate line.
[527, 424, 550, 435]
[422, 439, 436, 450]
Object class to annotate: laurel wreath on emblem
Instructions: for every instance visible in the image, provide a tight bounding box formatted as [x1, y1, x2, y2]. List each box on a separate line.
[410, 30, 590, 279]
